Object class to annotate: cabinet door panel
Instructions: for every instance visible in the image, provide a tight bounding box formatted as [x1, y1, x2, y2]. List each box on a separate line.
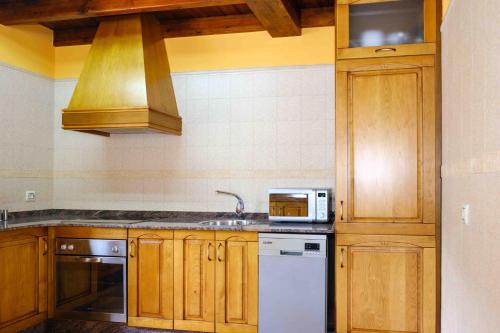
[215, 240, 258, 333]
[128, 232, 174, 329]
[336, 57, 437, 228]
[0, 237, 39, 328]
[173, 232, 215, 333]
[335, 236, 436, 333]
[350, 68, 422, 221]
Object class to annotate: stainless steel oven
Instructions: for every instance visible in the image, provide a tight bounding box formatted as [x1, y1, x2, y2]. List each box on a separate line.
[55, 238, 127, 323]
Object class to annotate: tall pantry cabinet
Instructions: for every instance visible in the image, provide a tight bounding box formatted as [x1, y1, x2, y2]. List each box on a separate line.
[333, 1, 442, 332]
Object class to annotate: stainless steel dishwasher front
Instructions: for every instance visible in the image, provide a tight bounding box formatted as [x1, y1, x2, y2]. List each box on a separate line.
[258, 233, 328, 333]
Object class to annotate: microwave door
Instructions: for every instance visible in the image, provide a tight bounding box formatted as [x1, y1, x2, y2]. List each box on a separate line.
[269, 191, 315, 222]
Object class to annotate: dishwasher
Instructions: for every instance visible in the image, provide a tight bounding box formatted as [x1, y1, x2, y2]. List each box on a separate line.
[259, 233, 328, 333]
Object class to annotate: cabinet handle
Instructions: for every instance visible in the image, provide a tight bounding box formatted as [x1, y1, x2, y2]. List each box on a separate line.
[340, 248, 345, 268]
[208, 242, 213, 261]
[217, 242, 224, 262]
[375, 47, 397, 53]
[42, 238, 48, 256]
[340, 200, 344, 221]
[129, 240, 136, 258]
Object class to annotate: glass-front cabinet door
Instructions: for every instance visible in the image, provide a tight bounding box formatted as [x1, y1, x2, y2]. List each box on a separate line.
[336, 0, 437, 59]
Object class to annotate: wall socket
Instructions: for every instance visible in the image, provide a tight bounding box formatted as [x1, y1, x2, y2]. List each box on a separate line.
[461, 204, 470, 225]
[25, 191, 36, 202]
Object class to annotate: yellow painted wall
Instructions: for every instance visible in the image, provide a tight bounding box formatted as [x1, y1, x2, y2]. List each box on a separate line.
[0, 25, 54, 77]
[443, 0, 451, 17]
[55, 27, 335, 79]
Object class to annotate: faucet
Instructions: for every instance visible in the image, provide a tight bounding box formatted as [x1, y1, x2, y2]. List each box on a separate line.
[1, 209, 8, 228]
[216, 191, 245, 218]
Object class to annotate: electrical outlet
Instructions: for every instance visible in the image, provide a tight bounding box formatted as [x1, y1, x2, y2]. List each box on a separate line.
[25, 191, 36, 202]
[461, 204, 470, 225]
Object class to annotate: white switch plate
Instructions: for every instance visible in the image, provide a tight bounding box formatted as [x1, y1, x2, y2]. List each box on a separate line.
[461, 204, 470, 225]
[25, 191, 36, 202]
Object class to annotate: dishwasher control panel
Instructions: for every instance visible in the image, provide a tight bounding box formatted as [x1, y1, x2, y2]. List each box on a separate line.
[259, 233, 327, 258]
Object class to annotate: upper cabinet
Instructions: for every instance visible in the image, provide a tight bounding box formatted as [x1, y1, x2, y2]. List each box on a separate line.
[335, 56, 437, 231]
[336, 0, 437, 59]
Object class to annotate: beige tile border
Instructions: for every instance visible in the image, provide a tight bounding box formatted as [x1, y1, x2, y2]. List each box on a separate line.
[442, 151, 500, 177]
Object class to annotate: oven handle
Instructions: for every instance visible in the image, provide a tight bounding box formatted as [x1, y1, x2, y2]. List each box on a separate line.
[56, 255, 126, 265]
[77, 257, 103, 263]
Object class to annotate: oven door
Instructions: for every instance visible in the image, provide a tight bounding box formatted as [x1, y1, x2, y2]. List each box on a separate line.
[55, 255, 127, 322]
[269, 189, 316, 222]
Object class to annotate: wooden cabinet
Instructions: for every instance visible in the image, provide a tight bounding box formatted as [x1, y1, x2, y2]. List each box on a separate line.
[128, 230, 174, 329]
[0, 228, 48, 333]
[215, 232, 258, 333]
[335, 234, 436, 333]
[173, 230, 216, 332]
[335, 56, 437, 232]
[126, 229, 258, 333]
[336, 0, 437, 59]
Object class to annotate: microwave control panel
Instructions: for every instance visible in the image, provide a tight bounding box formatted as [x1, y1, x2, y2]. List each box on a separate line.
[315, 190, 329, 222]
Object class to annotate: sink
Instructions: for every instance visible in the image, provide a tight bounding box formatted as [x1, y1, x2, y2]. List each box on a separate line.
[199, 219, 258, 227]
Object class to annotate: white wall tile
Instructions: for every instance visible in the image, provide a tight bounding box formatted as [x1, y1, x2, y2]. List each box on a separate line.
[47, 65, 335, 212]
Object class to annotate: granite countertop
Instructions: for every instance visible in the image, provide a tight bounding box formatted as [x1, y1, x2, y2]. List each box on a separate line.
[0, 210, 334, 234]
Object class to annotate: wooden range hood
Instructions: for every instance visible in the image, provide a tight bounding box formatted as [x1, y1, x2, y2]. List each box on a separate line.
[62, 14, 182, 136]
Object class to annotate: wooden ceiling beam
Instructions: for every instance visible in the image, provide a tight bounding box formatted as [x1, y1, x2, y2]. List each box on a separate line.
[0, 0, 246, 25]
[244, 0, 301, 37]
[52, 7, 334, 47]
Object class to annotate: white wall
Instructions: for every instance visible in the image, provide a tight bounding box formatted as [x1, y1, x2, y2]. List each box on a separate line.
[53, 65, 335, 212]
[441, 0, 500, 332]
[0, 63, 54, 211]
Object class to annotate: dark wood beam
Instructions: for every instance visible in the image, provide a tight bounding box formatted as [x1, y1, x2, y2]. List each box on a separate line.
[244, 0, 300, 37]
[0, 0, 246, 25]
[52, 7, 335, 47]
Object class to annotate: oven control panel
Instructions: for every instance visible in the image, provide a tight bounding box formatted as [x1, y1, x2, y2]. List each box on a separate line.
[56, 238, 127, 257]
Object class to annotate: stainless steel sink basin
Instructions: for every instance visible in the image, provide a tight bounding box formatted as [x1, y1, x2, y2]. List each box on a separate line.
[199, 219, 258, 227]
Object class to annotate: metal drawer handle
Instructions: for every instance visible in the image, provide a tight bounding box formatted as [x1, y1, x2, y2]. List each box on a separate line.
[340, 200, 344, 221]
[42, 238, 48, 256]
[129, 240, 136, 258]
[340, 248, 345, 268]
[280, 250, 303, 256]
[208, 242, 213, 261]
[217, 243, 224, 262]
[375, 47, 397, 53]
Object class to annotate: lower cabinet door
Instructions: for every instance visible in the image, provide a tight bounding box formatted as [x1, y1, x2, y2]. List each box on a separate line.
[173, 231, 216, 333]
[128, 230, 174, 329]
[0, 230, 47, 332]
[336, 234, 436, 333]
[215, 232, 258, 333]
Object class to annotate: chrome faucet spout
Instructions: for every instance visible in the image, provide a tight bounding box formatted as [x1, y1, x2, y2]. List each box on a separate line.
[1, 209, 8, 228]
[216, 191, 245, 218]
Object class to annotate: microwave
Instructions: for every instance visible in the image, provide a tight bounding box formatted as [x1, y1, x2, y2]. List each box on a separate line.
[268, 188, 332, 223]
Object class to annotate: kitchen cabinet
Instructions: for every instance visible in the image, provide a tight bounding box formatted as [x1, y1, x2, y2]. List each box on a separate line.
[336, 0, 437, 59]
[173, 230, 216, 332]
[335, 234, 436, 333]
[0, 228, 48, 333]
[335, 55, 437, 232]
[128, 230, 174, 329]
[170, 230, 259, 333]
[215, 232, 258, 333]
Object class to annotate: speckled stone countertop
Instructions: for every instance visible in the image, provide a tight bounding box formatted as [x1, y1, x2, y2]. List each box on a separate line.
[0, 210, 334, 234]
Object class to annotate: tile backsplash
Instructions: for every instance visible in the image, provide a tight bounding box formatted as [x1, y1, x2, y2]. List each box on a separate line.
[0, 63, 54, 211]
[1, 64, 334, 213]
[53, 65, 335, 212]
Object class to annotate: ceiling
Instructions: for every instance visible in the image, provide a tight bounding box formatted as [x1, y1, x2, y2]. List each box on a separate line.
[0, 0, 335, 47]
